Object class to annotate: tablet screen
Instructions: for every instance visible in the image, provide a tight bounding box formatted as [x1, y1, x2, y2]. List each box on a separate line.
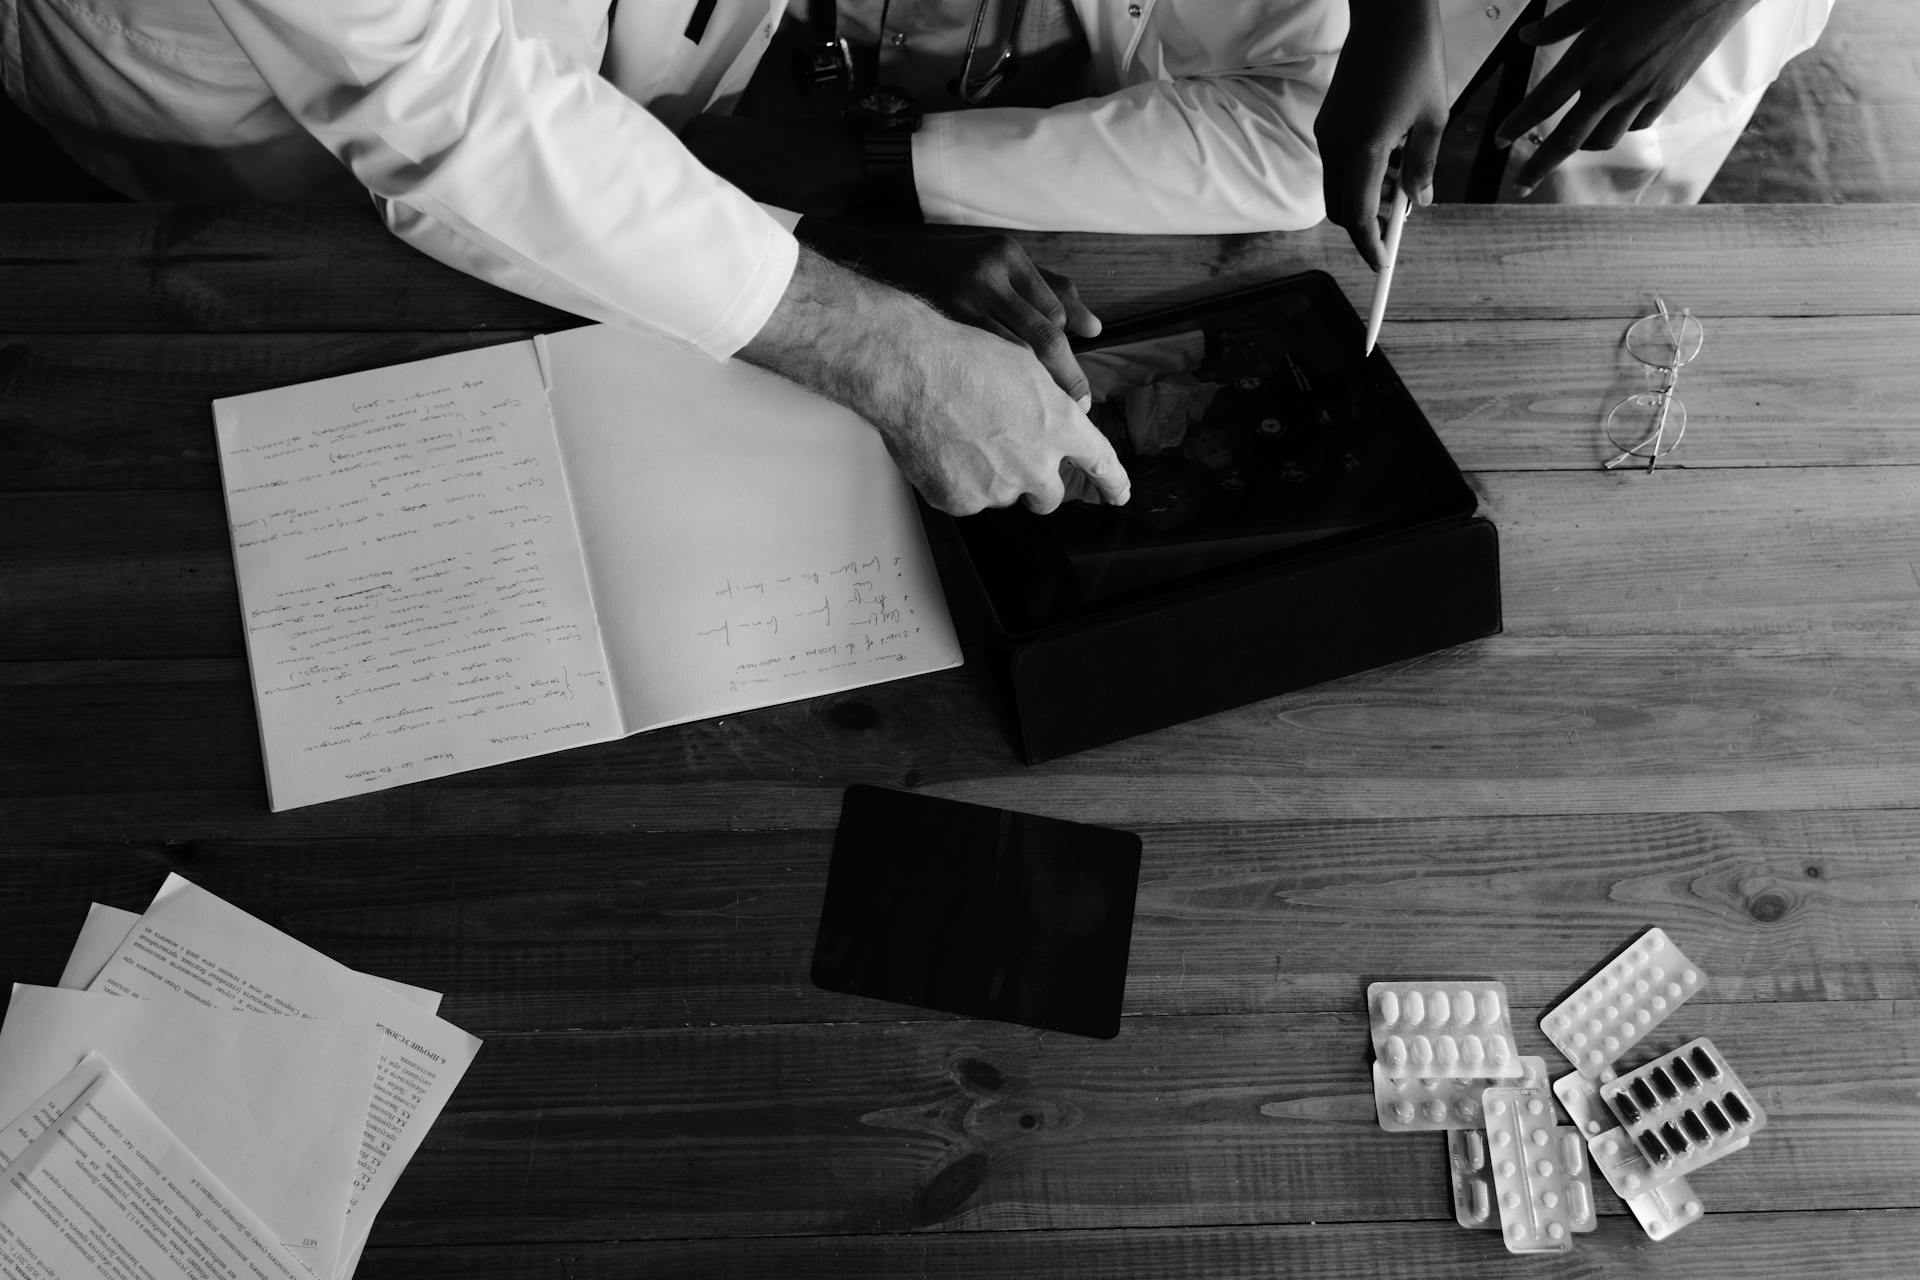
[947, 273, 1476, 636]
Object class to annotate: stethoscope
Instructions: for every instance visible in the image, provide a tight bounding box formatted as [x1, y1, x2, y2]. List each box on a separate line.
[951, 0, 1032, 104]
[798, 0, 1033, 106]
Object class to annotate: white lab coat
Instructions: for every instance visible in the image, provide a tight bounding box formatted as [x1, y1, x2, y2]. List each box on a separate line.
[1498, 0, 1835, 204]
[0, 0, 1833, 351]
[0, 0, 1348, 351]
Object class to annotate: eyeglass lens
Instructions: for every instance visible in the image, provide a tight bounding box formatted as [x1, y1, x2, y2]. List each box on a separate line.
[1606, 305, 1703, 466]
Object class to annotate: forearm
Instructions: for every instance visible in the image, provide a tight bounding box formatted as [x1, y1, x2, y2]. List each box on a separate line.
[209, 0, 795, 357]
[913, 74, 1333, 234]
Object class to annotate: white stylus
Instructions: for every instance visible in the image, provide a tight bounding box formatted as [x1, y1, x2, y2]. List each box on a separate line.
[1362, 186, 1412, 357]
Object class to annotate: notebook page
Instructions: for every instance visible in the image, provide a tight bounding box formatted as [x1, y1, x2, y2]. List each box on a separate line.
[537, 324, 961, 730]
[213, 339, 622, 809]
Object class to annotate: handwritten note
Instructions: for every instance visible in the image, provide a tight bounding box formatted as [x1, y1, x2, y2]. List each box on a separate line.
[215, 325, 962, 808]
[215, 343, 619, 808]
[536, 324, 961, 730]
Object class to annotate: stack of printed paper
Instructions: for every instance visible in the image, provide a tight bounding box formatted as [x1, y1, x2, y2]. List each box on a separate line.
[0, 874, 481, 1279]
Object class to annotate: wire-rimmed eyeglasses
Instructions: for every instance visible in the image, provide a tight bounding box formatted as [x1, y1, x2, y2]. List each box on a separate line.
[1603, 299, 1704, 472]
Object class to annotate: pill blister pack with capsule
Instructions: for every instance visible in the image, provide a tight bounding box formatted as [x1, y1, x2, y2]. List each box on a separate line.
[1374, 1054, 1547, 1133]
[1598, 1037, 1766, 1183]
[1587, 1125, 1712, 1239]
[1540, 927, 1703, 1078]
[1367, 982, 1522, 1081]
[1370, 928, 1766, 1253]
[1480, 1086, 1597, 1253]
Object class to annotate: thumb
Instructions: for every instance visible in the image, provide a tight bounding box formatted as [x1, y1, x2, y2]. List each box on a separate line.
[1401, 118, 1446, 207]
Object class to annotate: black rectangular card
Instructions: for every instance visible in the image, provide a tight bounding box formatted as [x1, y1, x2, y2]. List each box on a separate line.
[811, 785, 1143, 1039]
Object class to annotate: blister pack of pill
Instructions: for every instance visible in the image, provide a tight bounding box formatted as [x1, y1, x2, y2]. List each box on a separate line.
[1598, 1037, 1765, 1181]
[1554, 1070, 1610, 1138]
[1540, 927, 1704, 1077]
[1480, 1086, 1596, 1253]
[1368, 981, 1523, 1081]
[1587, 1124, 1743, 1240]
[1447, 1126, 1501, 1230]
[1376, 1054, 1548, 1132]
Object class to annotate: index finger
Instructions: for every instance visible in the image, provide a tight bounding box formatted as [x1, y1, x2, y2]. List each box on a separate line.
[1494, 57, 1584, 148]
[1059, 419, 1131, 507]
[1325, 146, 1392, 271]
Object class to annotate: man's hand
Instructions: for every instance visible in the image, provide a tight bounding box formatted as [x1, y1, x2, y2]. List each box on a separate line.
[738, 247, 1130, 516]
[1495, 0, 1766, 195]
[802, 222, 1102, 406]
[1315, 0, 1448, 270]
[680, 114, 867, 218]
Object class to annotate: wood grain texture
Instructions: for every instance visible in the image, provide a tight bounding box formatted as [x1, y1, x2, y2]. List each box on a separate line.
[6, 203, 1920, 1280]
[351, 1002, 1917, 1241]
[8, 316, 1920, 493]
[349, 1211, 1920, 1280]
[3, 813, 1910, 1028]
[10, 467, 1920, 659]
[4, 204, 1918, 333]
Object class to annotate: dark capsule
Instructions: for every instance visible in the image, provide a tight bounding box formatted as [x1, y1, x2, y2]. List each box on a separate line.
[1611, 1090, 1643, 1125]
[1702, 1100, 1732, 1134]
[1651, 1067, 1679, 1101]
[1638, 1129, 1672, 1165]
[1725, 1091, 1755, 1125]
[1672, 1057, 1700, 1091]
[1661, 1120, 1691, 1155]
[1682, 1111, 1711, 1145]
[1633, 1079, 1660, 1112]
[1691, 1045, 1722, 1081]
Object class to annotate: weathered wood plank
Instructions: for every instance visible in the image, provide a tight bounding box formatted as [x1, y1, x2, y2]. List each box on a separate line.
[0, 332, 539, 491]
[10, 628, 1920, 820]
[8, 466, 1920, 660]
[6, 316, 1920, 491]
[352, 1211, 1920, 1280]
[358, 1002, 1916, 1241]
[3, 810, 1912, 1027]
[4, 204, 1918, 334]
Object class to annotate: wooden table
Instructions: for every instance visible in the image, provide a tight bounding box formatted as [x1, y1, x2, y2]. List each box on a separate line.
[5, 202, 1920, 1278]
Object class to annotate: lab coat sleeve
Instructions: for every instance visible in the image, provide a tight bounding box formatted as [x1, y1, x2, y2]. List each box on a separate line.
[200, 0, 797, 358]
[912, 65, 1335, 234]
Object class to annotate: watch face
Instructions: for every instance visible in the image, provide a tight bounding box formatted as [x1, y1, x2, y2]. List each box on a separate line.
[850, 85, 921, 129]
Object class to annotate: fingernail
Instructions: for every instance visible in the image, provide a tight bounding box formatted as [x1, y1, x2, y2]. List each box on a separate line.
[1417, 184, 1434, 207]
[1511, 182, 1534, 199]
[1075, 393, 1093, 413]
[1085, 316, 1103, 337]
[1493, 134, 1512, 149]
[1116, 488, 1131, 506]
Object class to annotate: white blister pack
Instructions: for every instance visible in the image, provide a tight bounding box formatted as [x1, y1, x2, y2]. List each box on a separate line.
[1541, 927, 1704, 1077]
[1599, 1036, 1765, 1181]
[1368, 981, 1522, 1080]
[1481, 1086, 1597, 1253]
[1447, 1127, 1501, 1230]
[1376, 1054, 1548, 1133]
[1554, 1070, 1611, 1138]
[1588, 1124, 1746, 1240]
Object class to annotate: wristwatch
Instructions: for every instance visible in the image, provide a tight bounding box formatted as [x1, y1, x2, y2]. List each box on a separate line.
[844, 85, 923, 216]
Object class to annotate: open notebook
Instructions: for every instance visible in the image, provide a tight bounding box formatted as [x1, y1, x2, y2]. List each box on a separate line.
[213, 325, 961, 810]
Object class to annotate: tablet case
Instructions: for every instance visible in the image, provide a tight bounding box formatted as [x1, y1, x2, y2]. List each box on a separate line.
[922, 271, 1503, 763]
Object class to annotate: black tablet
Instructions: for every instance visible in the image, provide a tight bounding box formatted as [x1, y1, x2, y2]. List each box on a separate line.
[947, 271, 1477, 638]
[811, 785, 1143, 1039]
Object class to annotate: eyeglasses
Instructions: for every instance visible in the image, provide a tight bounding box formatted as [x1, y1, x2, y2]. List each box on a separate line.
[1603, 299, 1704, 472]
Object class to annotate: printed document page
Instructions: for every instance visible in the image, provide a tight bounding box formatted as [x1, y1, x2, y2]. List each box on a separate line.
[86, 875, 482, 1262]
[0, 989, 376, 1278]
[0, 1061, 309, 1280]
[539, 324, 962, 730]
[213, 338, 622, 810]
[60, 902, 445, 1013]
